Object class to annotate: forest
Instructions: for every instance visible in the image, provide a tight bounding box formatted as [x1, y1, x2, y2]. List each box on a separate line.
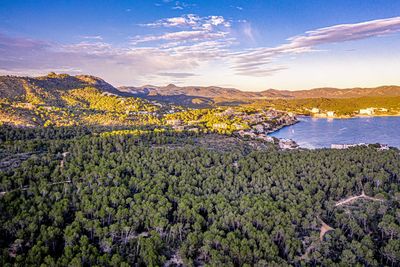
[1, 126, 400, 266]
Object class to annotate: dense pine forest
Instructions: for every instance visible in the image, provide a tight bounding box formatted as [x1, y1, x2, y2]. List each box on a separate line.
[1, 126, 400, 266]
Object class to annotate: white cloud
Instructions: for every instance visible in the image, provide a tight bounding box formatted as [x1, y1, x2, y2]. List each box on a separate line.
[140, 14, 231, 31]
[232, 16, 400, 76]
[157, 72, 197, 78]
[132, 30, 228, 45]
[80, 35, 103, 40]
[135, 14, 231, 47]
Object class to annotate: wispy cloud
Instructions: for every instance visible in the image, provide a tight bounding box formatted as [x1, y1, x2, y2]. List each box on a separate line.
[154, 0, 195, 10]
[232, 16, 400, 76]
[131, 30, 228, 44]
[157, 72, 197, 78]
[233, 66, 288, 77]
[0, 33, 50, 49]
[230, 5, 243, 11]
[80, 35, 103, 40]
[135, 14, 231, 46]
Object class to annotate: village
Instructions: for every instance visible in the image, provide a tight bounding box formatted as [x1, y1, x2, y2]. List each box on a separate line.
[308, 106, 391, 118]
[164, 107, 300, 150]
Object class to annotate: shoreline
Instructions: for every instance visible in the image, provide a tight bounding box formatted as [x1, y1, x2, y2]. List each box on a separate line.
[267, 114, 400, 149]
[266, 119, 299, 135]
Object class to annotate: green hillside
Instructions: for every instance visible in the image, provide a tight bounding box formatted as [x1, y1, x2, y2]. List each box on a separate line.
[0, 73, 160, 127]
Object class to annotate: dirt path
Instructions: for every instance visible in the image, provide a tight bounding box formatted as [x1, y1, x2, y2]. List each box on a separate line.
[300, 217, 334, 260]
[319, 217, 334, 241]
[335, 191, 384, 207]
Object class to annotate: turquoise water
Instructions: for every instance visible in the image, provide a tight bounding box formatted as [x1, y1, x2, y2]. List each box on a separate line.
[269, 116, 400, 148]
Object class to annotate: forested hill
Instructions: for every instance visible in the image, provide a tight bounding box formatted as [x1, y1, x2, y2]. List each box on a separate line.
[0, 72, 125, 101]
[262, 86, 400, 99]
[121, 84, 400, 101]
[0, 73, 159, 127]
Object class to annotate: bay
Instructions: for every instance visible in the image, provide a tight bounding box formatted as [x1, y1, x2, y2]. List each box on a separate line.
[269, 116, 400, 148]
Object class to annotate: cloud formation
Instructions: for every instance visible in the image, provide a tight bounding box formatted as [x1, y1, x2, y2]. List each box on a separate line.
[140, 14, 231, 30]
[157, 72, 197, 78]
[233, 16, 400, 76]
[1, 16, 400, 85]
[132, 30, 229, 45]
[155, 1, 196, 10]
[80, 35, 103, 40]
[134, 14, 232, 50]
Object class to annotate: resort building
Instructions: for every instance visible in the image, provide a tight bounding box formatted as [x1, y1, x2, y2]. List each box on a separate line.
[359, 108, 375, 115]
[326, 111, 335, 117]
[311, 108, 320, 113]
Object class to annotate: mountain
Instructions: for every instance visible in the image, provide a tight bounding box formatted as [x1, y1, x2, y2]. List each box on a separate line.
[120, 84, 400, 106]
[119, 84, 265, 107]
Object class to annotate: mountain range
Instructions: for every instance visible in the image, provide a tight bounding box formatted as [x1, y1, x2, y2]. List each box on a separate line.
[1, 73, 400, 107]
[119, 84, 400, 106]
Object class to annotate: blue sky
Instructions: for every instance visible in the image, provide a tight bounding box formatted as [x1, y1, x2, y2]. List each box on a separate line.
[1, 0, 400, 90]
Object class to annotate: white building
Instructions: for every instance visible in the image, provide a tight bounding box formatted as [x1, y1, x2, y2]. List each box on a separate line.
[326, 111, 335, 117]
[359, 108, 375, 115]
[311, 108, 320, 113]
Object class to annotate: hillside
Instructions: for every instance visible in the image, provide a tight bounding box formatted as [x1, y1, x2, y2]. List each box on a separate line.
[262, 86, 400, 99]
[119, 84, 261, 107]
[120, 84, 400, 106]
[250, 96, 400, 116]
[0, 72, 123, 102]
[0, 73, 159, 127]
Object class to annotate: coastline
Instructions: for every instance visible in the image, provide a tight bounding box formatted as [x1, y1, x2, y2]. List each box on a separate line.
[266, 118, 299, 135]
[268, 114, 400, 136]
[268, 115, 400, 149]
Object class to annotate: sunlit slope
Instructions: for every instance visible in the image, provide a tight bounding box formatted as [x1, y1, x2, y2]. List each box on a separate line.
[0, 73, 159, 127]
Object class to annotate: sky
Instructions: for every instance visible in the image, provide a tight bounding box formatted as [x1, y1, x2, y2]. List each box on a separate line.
[0, 0, 400, 91]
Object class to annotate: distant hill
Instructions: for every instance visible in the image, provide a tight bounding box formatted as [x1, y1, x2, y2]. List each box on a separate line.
[119, 84, 261, 107]
[120, 84, 400, 106]
[261, 86, 400, 99]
